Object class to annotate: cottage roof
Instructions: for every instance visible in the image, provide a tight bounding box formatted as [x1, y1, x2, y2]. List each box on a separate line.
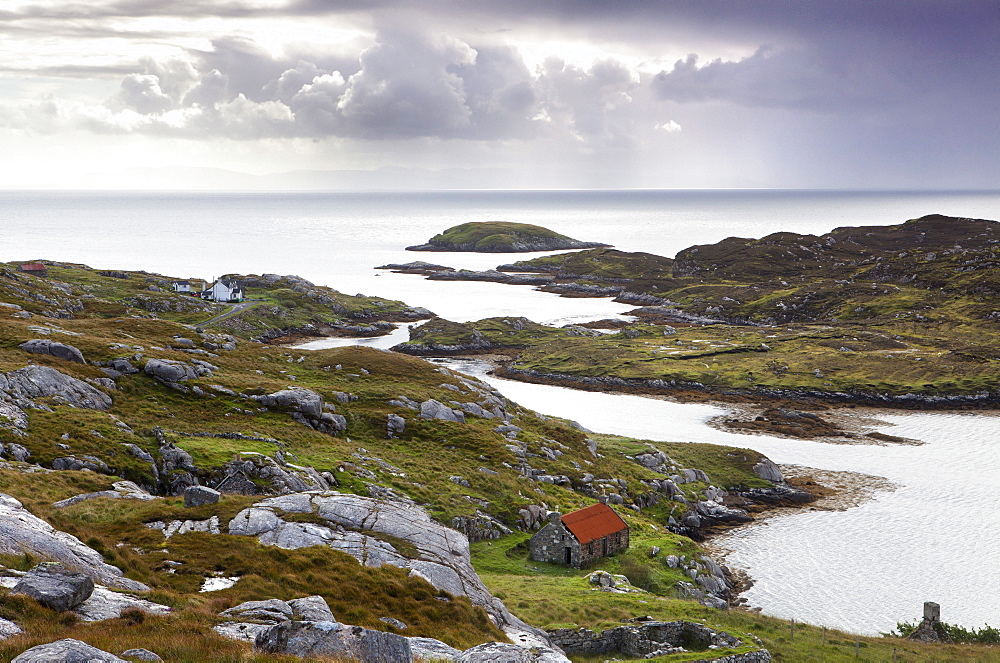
[561, 503, 627, 545]
[216, 278, 242, 289]
[20, 263, 46, 272]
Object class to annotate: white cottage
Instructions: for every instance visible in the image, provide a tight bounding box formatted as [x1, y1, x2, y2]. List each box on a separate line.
[205, 278, 245, 302]
[171, 281, 192, 293]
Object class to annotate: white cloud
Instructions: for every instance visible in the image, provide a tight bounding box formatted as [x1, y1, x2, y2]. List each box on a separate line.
[656, 120, 681, 132]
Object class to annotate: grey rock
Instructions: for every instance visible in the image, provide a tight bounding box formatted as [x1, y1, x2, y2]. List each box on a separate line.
[752, 458, 784, 483]
[12, 638, 127, 662]
[143, 358, 197, 383]
[252, 387, 324, 419]
[420, 399, 465, 422]
[380, 616, 408, 629]
[12, 562, 95, 612]
[287, 595, 335, 622]
[119, 648, 162, 661]
[19, 339, 87, 364]
[221, 598, 293, 623]
[387, 413, 406, 438]
[254, 620, 412, 662]
[53, 481, 156, 509]
[0, 493, 148, 591]
[6, 443, 30, 462]
[183, 485, 220, 507]
[456, 641, 536, 662]
[0, 617, 23, 641]
[0, 365, 112, 410]
[74, 586, 171, 622]
[51, 455, 110, 473]
[407, 637, 462, 661]
[213, 621, 271, 643]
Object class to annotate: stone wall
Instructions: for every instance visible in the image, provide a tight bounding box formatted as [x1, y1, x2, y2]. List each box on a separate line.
[576, 528, 629, 567]
[548, 620, 763, 660]
[528, 521, 579, 566]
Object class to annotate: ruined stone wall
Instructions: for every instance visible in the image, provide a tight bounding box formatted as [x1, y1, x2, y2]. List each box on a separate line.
[548, 620, 767, 661]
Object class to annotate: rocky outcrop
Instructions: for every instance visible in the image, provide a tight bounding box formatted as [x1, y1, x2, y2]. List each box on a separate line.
[0, 493, 147, 591]
[12, 639, 127, 663]
[18, 339, 87, 364]
[143, 358, 197, 384]
[255, 620, 412, 661]
[0, 364, 111, 411]
[12, 562, 95, 612]
[227, 492, 554, 647]
[250, 387, 346, 434]
[215, 452, 333, 495]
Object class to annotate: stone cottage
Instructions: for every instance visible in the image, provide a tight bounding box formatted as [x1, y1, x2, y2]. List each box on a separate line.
[529, 503, 629, 568]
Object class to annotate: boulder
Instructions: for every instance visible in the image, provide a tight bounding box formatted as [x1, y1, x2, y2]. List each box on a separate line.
[752, 458, 784, 483]
[254, 620, 412, 662]
[183, 485, 220, 507]
[456, 642, 540, 662]
[53, 481, 156, 509]
[419, 399, 465, 423]
[19, 339, 87, 364]
[12, 562, 95, 612]
[287, 595, 335, 622]
[221, 598, 293, 623]
[0, 617, 23, 641]
[0, 493, 148, 591]
[12, 639, 126, 663]
[387, 413, 406, 438]
[119, 649, 162, 662]
[407, 637, 462, 661]
[251, 387, 324, 418]
[143, 358, 197, 383]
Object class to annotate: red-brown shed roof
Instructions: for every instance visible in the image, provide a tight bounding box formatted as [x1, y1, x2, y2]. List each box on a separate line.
[20, 263, 46, 271]
[561, 503, 627, 545]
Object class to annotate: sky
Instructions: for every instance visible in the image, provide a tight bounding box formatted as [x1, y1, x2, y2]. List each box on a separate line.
[0, 0, 997, 190]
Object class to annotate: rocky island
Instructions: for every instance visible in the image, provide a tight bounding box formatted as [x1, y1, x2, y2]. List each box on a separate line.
[405, 221, 612, 252]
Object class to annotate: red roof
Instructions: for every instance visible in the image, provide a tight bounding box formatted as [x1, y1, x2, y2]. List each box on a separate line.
[561, 503, 627, 545]
[20, 263, 46, 271]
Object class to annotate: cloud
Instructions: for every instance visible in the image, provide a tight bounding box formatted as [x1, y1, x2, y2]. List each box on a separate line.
[651, 46, 902, 111]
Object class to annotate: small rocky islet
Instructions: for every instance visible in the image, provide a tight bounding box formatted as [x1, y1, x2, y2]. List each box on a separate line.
[405, 221, 611, 252]
[0, 213, 988, 661]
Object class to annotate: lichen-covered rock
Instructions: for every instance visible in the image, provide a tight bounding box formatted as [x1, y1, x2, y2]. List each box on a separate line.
[73, 586, 171, 622]
[19, 339, 87, 364]
[12, 638, 126, 663]
[12, 562, 95, 612]
[387, 413, 406, 438]
[409, 637, 463, 661]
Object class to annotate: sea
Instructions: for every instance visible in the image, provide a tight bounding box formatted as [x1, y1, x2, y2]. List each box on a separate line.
[3, 188, 1000, 635]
